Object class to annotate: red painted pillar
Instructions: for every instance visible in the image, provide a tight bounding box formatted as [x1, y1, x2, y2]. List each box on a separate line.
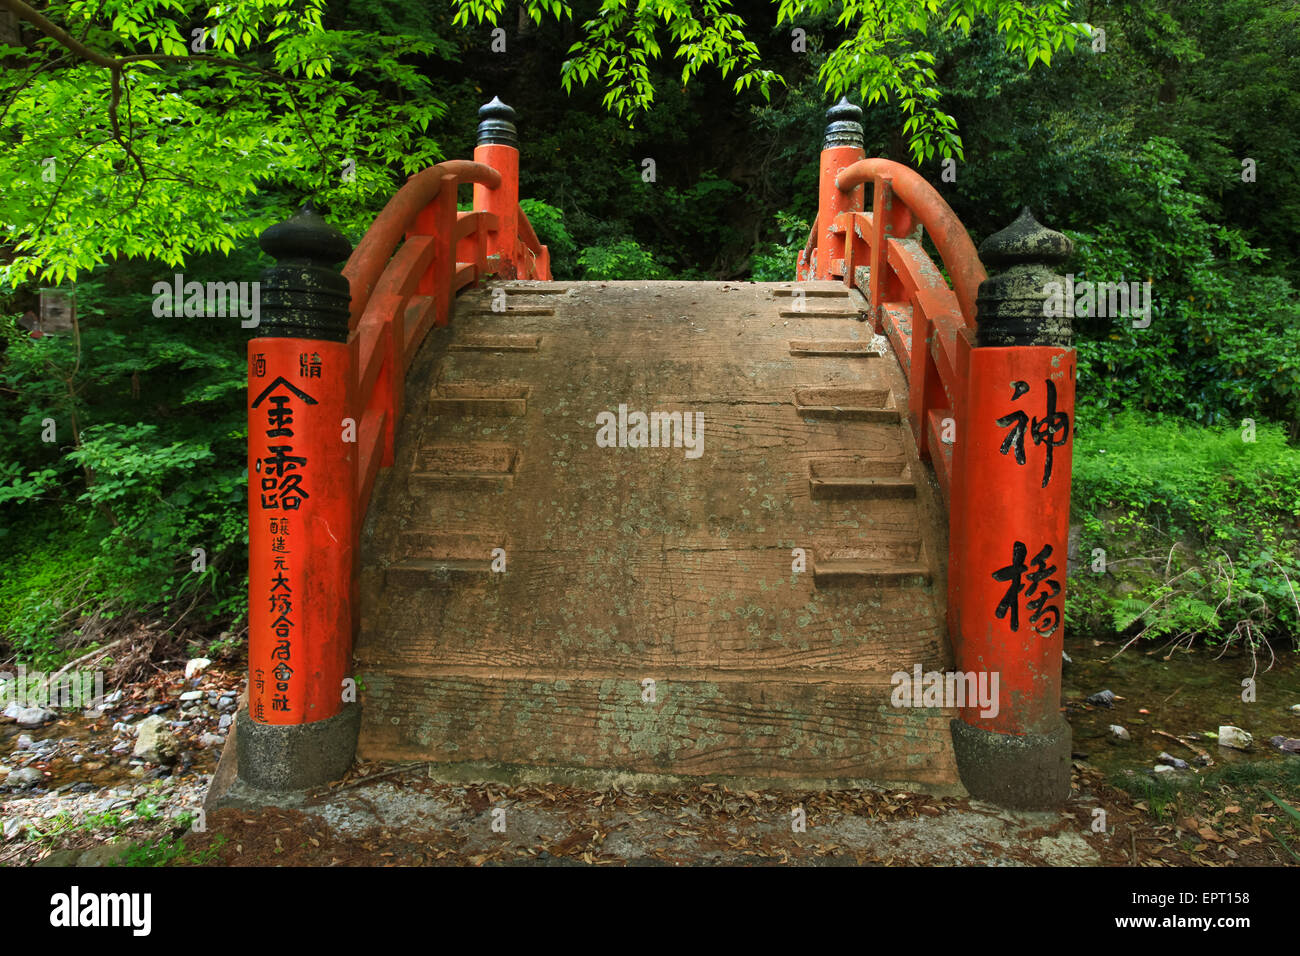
[950, 207, 1076, 809]
[811, 98, 865, 281]
[238, 202, 361, 793]
[473, 97, 520, 279]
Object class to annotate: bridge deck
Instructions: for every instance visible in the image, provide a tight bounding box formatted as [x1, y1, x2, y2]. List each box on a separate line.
[355, 280, 958, 785]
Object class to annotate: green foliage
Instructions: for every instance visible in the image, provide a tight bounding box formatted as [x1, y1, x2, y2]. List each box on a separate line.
[518, 198, 577, 277]
[119, 831, 227, 867]
[455, 0, 1084, 163]
[0, 0, 456, 287]
[1263, 790, 1300, 864]
[457, 0, 781, 119]
[1066, 138, 1300, 429]
[1068, 412, 1300, 649]
[1113, 759, 1300, 839]
[0, 525, 111, 668]
[0, 256, 250, 663]
[750, 210, 809, 281]
[577, 238, 669, 281]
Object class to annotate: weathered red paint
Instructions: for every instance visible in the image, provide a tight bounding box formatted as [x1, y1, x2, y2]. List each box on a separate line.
[244, 103, 552, 783]
[800, 152, 1075, 748]
[814, 144, 865, 279]
[473, 142, 519, 277]
[836, 158, 985, 326]
[343, 160, 501, 330]
[247, 337, 355, 726]
[951, 346, 1075, 735]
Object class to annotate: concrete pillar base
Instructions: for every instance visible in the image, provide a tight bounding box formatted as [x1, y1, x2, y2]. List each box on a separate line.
[950, 717, 1072, 810]
[234, 703, 361, 792]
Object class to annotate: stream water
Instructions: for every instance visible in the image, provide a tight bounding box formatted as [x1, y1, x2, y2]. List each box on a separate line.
[1062, 633, 1300, 775]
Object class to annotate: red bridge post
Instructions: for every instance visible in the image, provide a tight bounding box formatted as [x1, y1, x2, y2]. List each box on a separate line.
[805, 98, 865, 281]
[236, 203, 361, 794]
[950, 207, 1075, 809]
[473, 97, 520, 278]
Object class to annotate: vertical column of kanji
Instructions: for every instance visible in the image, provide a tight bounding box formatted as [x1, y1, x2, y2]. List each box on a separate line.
[473, 96, 519, 278]
[812, 98, 865, 281]
[950, 207, 1076, 810]
[238, 202, 361, 793]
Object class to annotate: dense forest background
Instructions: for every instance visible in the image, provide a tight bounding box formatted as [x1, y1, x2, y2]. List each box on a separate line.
[1, 0, 1297, 668]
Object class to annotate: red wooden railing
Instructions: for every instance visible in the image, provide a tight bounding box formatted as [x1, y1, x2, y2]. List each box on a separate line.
[799, 157, 987, 508]
[797, 135, 1078, 808]
[341, 159, 550, 529]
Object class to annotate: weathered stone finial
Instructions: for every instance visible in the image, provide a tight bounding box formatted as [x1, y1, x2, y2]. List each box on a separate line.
[974, 207, 1073, 348]
[257, 203, 353, 342]
[477, 96, 518, 147]
[823, 96, 864, 150]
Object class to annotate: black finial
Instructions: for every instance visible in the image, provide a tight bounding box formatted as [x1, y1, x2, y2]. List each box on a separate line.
[477, 96, 518, 147]
[260, 202, 352, 265]
[978, 207, 1072, 269]
[974, 207, 1073, 348]
[257, 203, 353, 342]
[823, 96, 864, 150]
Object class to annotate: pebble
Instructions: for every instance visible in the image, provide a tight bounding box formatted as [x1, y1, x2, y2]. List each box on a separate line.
[178, 691, 203, 702]
[1291, 704, 1300, 715]
[184, 658, 212, 680]
[4, 767, 45, 788]
[1268, 736, 1300, 754]
[1153, 764, 1174, 774]
[132, 715, 180, 764]
[1157, 751, 1189, 770]
[218, 714, 233, 731]
[16, 734, 34, 751]
[1218, 725, 1253, 751]
[3, 818, 23, 840]
[199, 733, 225, 748]
[1109, 725, 1130, 741]
[1086, 690, 1116, 708]
[217, 696, 237, 712]
[15, 707, 55, 728]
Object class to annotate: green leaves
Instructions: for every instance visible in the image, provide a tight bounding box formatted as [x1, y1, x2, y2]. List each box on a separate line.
[1, 0, 449, 288]
[577, 237, 669, 280]
[1069, 411, 1300, 647]
[1070, 137, 1300, 430]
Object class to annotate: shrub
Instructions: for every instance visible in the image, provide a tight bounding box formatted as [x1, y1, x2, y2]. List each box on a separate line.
[1068, 411, 1300, 651]
[749, 210, 809, 281]
[576, 237, 669, 280]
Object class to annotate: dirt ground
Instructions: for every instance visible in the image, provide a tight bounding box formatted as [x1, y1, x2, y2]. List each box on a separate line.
[168, 760, 1294, 867]
[5, 654, 1296, 867]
